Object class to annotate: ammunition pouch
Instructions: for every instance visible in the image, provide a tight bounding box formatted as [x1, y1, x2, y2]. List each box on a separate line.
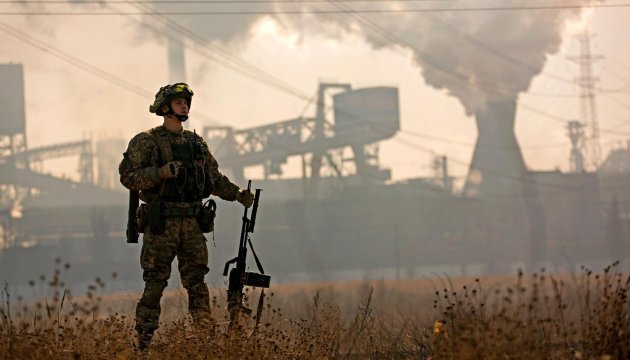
[242, 271, 271, 288]
[136, 203, 148, 234]
[197, 199, 216, 233]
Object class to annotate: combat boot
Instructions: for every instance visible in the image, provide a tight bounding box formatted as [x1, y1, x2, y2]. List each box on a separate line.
[135, 300, 160, 351]
[137, 330, 153, 351]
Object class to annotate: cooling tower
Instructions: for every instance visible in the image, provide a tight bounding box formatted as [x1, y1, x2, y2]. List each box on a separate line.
[463, 100, 526, 198]
[463, 100, 547, 269]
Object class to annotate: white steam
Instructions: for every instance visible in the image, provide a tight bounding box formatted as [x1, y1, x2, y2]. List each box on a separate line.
[148, 0, 587, 115]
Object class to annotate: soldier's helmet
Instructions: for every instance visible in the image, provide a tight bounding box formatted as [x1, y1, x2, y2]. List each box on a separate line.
[149, 83, 194, 116]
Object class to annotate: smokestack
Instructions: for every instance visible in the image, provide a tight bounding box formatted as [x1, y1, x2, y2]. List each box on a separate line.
[168, 38, 188, 128]
[168, 38, 186, 84]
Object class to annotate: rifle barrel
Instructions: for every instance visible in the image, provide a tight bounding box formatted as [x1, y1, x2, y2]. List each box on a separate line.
[249, 189, 262, 233]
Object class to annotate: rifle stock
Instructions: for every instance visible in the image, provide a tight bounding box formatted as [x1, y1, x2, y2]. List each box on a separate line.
[126, 190, 139, 244]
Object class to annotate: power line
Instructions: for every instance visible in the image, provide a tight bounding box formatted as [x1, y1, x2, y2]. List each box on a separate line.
[124, 0, 628, 147]
[0, 22, 618, 196]
[0, 21, 151, 97]
[601, 87, 630, 94]
[323, 0, 528, 96]
[117, 0, 434, 167]
[601, 92, 630, 111]
[607, 118, 630, 131]
[120, 1, 314, 102]
[327, 0, 630, 107]
[114, 1, 485, 180]
[392, 132, 585, 193]
[4, 0, 623, 188]
[414, 10, 576, 86]
[321, 0, 598, 121]
[399, 129, 577, 150]
[602, 66, 630, 87]
[519, 101, 630, 137]
[393, 130, 630, 196]
[2, 3, 630, 15]
[0, 0, 624, 98]
[2, 0, 619, 107]
[0, 0, 461, 3]
[0, 21, 224, 124]
[403, 2, 607, 104]
[305, 0, 619, 192]
[119, 0, 630, 164]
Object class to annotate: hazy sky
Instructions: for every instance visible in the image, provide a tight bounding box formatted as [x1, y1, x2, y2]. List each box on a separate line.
[0, 1, 629, 186]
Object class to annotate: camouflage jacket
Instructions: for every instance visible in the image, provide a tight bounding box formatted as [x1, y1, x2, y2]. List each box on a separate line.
[118, 125, 240, 203]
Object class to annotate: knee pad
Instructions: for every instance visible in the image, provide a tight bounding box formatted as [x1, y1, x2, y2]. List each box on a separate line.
[188, 281, 209, 300]
[181, 266, 209, 289]
[141, 280, 168, 309]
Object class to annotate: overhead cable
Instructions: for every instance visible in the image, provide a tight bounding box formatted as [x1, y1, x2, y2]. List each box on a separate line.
[0, 21, 151, 97]
[2, 3, 630, 15]
[0, 21, 224, 124]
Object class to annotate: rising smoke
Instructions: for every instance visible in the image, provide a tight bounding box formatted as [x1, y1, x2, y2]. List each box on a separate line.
[11, 0, 590, 115]
[396, 1, 583, 115]
[148, 0, 587, 115]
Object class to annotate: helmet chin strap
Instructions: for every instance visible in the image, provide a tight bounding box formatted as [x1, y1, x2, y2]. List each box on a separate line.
[166, 106, 189, 122]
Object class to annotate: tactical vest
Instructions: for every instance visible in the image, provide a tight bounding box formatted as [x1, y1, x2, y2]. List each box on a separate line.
[147, 126, 212, 202]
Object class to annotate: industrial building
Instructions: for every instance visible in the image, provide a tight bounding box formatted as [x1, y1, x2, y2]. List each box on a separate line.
[1, 63, 629, 296]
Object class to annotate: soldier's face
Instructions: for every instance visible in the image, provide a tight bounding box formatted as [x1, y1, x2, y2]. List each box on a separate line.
[170, 97, 189, 116]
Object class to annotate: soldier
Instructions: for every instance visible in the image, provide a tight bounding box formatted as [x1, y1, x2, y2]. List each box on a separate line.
[118, 83, 254, 350]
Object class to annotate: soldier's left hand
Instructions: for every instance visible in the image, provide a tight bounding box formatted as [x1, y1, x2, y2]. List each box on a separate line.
[236, 189, 254, 208]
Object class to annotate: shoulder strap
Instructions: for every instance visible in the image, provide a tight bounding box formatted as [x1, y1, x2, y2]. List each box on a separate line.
[145, 126, 168, 203]
[146, 126, 173, 164]
[183, 129, 198, 142]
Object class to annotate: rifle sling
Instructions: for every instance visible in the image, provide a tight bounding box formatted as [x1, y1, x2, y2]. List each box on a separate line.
[247, 235, 265, 275]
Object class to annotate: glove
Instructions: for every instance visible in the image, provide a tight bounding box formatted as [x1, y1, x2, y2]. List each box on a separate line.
[236, 189, 254, 208]
[159, 161, 182, 180]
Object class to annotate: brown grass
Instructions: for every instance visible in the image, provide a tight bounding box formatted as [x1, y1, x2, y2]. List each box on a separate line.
[1, 261, 629, 359]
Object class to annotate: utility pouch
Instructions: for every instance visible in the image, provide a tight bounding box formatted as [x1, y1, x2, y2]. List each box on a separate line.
[197, 199, 216, 233]
[136, 203, 148, 234]
[148, 198, 164, 235]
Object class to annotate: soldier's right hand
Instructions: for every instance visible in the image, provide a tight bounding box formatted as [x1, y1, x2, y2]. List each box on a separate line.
[159, 161, 182, 179]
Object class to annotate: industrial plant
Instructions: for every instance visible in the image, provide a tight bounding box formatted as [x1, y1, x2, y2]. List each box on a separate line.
[1, 36, 629, 295]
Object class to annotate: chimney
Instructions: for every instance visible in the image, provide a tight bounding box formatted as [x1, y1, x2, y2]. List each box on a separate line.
[168, 38, 188, 129]
[168, 38, 187, 84]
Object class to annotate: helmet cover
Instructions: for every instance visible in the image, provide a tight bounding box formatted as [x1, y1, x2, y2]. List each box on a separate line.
[149, 83, 194, 116]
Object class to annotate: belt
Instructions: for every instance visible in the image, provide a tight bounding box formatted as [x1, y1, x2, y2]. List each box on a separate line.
[162, 201, 201, 217]
[163, 207, 199, 217]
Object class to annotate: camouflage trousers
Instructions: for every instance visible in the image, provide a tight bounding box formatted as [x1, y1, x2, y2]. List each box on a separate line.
[135, 216, 212, 335]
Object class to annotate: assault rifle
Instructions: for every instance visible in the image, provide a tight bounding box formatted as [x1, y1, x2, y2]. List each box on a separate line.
[223, 180, 270, 329]
[126, 190, 140, 243]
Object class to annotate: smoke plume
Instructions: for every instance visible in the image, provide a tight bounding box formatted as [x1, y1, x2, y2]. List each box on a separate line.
[10, 0, 589, 115]
[304, 0, 585, 115]
[148, 0, 585, 115]
[396, 1, 582, 115]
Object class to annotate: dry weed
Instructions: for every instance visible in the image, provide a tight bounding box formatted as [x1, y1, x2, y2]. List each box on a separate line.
[0, 260, 628, 359]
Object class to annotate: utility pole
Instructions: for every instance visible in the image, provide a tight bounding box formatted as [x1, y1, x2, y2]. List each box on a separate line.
[568, 29, 603, 171]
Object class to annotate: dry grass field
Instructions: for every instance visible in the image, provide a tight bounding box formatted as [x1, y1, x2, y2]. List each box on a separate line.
[1, 261, 629, 359]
